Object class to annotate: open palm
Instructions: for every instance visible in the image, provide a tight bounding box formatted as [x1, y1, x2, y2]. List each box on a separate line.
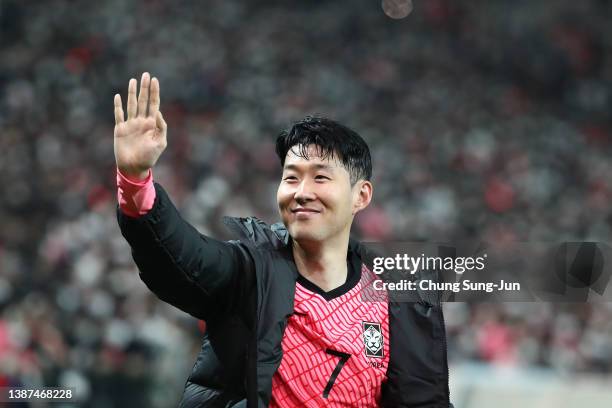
[114, 72, 167, 179]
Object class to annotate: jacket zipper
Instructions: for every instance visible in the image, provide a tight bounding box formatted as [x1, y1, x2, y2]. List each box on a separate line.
[438, 299, 451, 407]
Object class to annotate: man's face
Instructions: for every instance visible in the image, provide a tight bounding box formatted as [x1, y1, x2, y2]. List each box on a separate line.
[277, 144, 369, 243]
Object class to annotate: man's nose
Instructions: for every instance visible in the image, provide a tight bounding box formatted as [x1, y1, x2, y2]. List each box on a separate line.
[294, 179, 316, 203]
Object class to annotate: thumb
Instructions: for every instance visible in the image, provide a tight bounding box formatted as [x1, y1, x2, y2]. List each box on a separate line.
[156, 111, 167, 131]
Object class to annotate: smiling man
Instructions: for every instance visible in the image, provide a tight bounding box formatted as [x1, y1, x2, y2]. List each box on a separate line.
[276, 134, 373, 293]
[115, 73, 451, 407]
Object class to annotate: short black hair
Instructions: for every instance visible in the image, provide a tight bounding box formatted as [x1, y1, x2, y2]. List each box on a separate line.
[275, 116, 372, 185]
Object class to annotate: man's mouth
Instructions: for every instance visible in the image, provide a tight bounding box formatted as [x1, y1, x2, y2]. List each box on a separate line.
[291, 207, 321, 215]
[291, 207, 321, 217]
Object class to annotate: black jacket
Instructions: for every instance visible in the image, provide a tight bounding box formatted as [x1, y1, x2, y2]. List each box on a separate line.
[117, 183, 452, 407]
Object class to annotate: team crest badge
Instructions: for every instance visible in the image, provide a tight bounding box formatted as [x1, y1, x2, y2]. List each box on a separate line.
[362, 322, 384, 358]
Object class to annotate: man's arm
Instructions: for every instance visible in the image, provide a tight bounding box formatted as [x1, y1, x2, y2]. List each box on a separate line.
[114, 73, 254, 322]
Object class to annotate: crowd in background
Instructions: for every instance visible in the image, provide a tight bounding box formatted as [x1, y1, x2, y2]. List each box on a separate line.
[1, 0, 612, 405]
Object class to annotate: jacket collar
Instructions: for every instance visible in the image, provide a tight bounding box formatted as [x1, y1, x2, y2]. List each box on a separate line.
[223, 215, 364, 265]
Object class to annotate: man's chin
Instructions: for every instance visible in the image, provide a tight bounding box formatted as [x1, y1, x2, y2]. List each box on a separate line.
[287, 226, 322, 243]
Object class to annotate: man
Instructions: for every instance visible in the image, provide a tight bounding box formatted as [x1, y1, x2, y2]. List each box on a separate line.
[114, 72, 451, 407]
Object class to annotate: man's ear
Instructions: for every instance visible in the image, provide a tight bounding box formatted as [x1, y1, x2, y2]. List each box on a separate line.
[352, 180, 373, 215]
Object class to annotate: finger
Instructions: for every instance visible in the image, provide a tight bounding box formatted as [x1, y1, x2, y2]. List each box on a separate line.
[137, 72, 150, 117]
[127, 78, 137, 119]
[114, 94, 124, 125]
[149, 77, 160, 118]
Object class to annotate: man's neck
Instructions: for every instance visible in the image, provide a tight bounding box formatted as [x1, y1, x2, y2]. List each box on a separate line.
[292, 233, 350, 292]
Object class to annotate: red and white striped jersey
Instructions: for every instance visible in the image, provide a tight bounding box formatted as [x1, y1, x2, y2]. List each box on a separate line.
[270, 264, 389, 407]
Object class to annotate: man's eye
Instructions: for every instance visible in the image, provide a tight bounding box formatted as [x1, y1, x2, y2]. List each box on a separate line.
[283, 176, 298, 181]
[315, 175, 330, 181]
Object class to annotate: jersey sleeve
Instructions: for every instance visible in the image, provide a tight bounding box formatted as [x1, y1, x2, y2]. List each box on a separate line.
[116, 168, 156, 217]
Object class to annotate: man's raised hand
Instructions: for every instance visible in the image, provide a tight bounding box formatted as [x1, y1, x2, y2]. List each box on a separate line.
[114, 72, 167, 180]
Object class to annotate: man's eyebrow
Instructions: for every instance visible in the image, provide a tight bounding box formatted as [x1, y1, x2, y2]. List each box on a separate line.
[283, 163, 336, 171]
